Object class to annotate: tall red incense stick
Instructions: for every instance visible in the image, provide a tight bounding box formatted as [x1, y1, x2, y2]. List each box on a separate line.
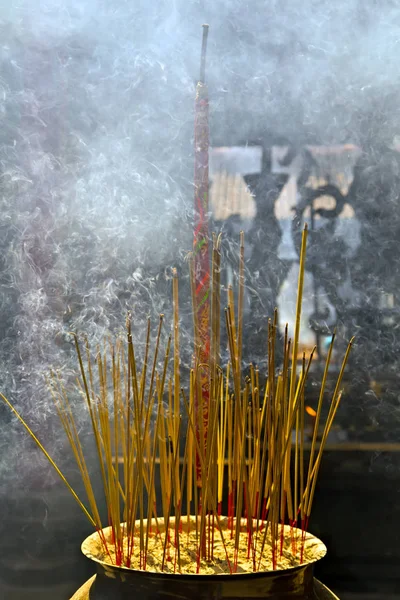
[193, 24, 210, 487]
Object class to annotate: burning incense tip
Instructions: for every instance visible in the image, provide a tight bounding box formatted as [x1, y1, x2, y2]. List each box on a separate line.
[305, 406, 317, 418]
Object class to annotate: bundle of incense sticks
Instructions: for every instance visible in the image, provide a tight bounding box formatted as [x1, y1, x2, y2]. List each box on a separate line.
[1, 226, 353, 574]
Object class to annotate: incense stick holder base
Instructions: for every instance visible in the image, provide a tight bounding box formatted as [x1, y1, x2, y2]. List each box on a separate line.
[70, 572, 339, 600]
[70, 521, 338, 600]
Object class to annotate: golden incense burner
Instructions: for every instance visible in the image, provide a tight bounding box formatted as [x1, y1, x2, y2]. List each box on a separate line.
[71, 518, 338, 600]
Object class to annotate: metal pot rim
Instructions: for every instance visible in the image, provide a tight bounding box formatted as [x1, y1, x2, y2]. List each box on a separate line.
[81, 517, 327, 580]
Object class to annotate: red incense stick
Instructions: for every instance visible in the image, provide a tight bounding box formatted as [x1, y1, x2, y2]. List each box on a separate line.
[193, 24, 210, 488]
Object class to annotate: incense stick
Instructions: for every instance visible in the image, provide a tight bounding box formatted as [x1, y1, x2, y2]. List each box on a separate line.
[0, 227, 353, 573]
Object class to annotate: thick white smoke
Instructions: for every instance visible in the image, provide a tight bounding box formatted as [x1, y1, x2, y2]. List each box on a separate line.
[0, 0, 399, 484]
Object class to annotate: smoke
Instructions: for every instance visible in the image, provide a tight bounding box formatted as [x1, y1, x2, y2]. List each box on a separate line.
[0, 0, 399, 484]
